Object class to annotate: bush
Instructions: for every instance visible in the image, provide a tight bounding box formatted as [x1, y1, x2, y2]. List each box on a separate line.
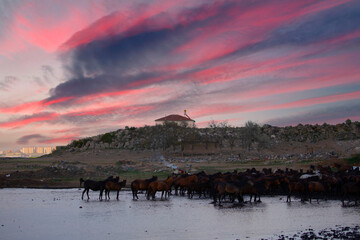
[101, 133, 113, 144]
[71, 140, 84, 148]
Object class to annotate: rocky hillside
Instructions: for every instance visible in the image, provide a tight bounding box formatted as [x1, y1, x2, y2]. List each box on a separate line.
[60, 120, 360, 159]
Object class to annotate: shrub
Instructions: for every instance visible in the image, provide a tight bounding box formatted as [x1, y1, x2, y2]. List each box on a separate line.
[101, 133, 113, 144]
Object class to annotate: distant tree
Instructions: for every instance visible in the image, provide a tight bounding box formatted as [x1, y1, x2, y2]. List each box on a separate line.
[242, 121, 260, 151]
[241, 121, 270, 152]
[208, 120, 231, 150]
[208, 120, 218, 129]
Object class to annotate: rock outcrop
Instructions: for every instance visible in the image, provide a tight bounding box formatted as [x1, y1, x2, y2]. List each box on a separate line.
[61, 120, 360, 158]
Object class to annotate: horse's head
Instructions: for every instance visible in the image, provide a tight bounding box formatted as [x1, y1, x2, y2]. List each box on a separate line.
[114, 176, 120, 182]
[166, 175, 174, 184]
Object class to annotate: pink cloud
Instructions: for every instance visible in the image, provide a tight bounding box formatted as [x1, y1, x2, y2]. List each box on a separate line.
[0, 97, 73, 114]
[61, 0, 186, 51]
[0, 113, 59, 129]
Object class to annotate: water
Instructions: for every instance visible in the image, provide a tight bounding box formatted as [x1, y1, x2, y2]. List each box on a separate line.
[0, 188, 359, 240]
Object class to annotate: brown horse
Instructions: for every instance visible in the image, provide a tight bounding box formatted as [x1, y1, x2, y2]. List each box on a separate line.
[307, 181, 326, 203]
[287, 181, 306, 202]
[341, 181, 360, 206]
[242, 178, 274, 203]
[174, 174, 198, 195]
[131, 176, 158, 200]
[147, 176, 174, 200]
[213, 181, 243, 206]
[105, 180, 127, 200]
[187, 175, 211, 199]
[240, 181, 258, 202]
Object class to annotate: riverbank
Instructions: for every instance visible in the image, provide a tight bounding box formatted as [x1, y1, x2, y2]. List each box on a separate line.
[0, 149, 354, 188]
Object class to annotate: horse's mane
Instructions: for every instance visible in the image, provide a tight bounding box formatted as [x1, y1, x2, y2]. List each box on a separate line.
[146, 176, 158, 182]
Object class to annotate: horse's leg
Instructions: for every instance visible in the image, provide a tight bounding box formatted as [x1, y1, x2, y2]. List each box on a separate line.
[218, 194, 222, 206]
[230, 194, 235, 203]
[213, 193, 217, 205]
[175, 186, 178, 195]
[134, 190, 139, 199]
[100, 189, 104, 201]
[117, 190, 119, 200]
[133, 189, 138, 199]
[86, 189, 90, 200]
[82, 189, 86, 200]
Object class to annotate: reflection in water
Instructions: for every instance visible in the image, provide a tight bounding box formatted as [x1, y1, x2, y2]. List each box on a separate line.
[0, 189, 359, 240]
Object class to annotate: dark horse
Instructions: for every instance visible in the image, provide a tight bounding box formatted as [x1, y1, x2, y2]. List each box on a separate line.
[341, 181, 360, 206]
[105, 180, 127, 200]
[80, 176, 119, 200]
[131, 176, 158, 200]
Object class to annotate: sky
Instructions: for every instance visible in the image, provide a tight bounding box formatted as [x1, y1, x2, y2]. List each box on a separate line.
[0, 0, 360, 150]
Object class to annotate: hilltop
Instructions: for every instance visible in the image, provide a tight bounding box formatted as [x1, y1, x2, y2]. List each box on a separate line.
[62, 120, 360, 160]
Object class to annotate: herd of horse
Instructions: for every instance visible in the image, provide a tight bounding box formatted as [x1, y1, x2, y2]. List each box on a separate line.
[79, 164, 360, 206]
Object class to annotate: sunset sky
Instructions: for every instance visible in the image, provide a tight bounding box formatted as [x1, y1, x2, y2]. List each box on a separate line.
[1, 0, 360, 150]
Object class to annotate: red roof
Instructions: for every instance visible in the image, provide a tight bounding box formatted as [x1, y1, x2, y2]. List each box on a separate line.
[155, 114, 195, 122]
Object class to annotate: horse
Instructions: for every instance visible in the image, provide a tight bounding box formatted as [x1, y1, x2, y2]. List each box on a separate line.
[187, 176, 211, 199]
[286, 181, 306, 202]
[80, 176, 119, 200]
[242, 177, 275, 203]
[212, 181, 243, 206]
[174, 174, 198, 196]
[105, 180, 127, 200]
[147, 176, 174, 200]
[131, 176, 158, 200]
[341, 181, 360, 206]
[307, 181, 326, 203]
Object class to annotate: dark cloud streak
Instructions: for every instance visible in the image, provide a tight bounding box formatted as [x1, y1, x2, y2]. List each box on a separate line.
[266, 99, 360, 126]
[16, 134, 48, 145]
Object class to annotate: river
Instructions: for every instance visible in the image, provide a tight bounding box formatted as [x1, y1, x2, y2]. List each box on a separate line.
[0, 188, 359, 240]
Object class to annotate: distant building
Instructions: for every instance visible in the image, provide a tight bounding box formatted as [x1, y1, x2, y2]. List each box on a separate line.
[20, 146, 56, 156]
[155, 110, 195, 127]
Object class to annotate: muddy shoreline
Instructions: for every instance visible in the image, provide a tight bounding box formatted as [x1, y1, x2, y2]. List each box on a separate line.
[271, 225, 360, 240]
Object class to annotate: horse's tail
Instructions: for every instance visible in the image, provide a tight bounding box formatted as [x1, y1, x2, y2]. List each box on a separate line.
[80, 178, 84, 188]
